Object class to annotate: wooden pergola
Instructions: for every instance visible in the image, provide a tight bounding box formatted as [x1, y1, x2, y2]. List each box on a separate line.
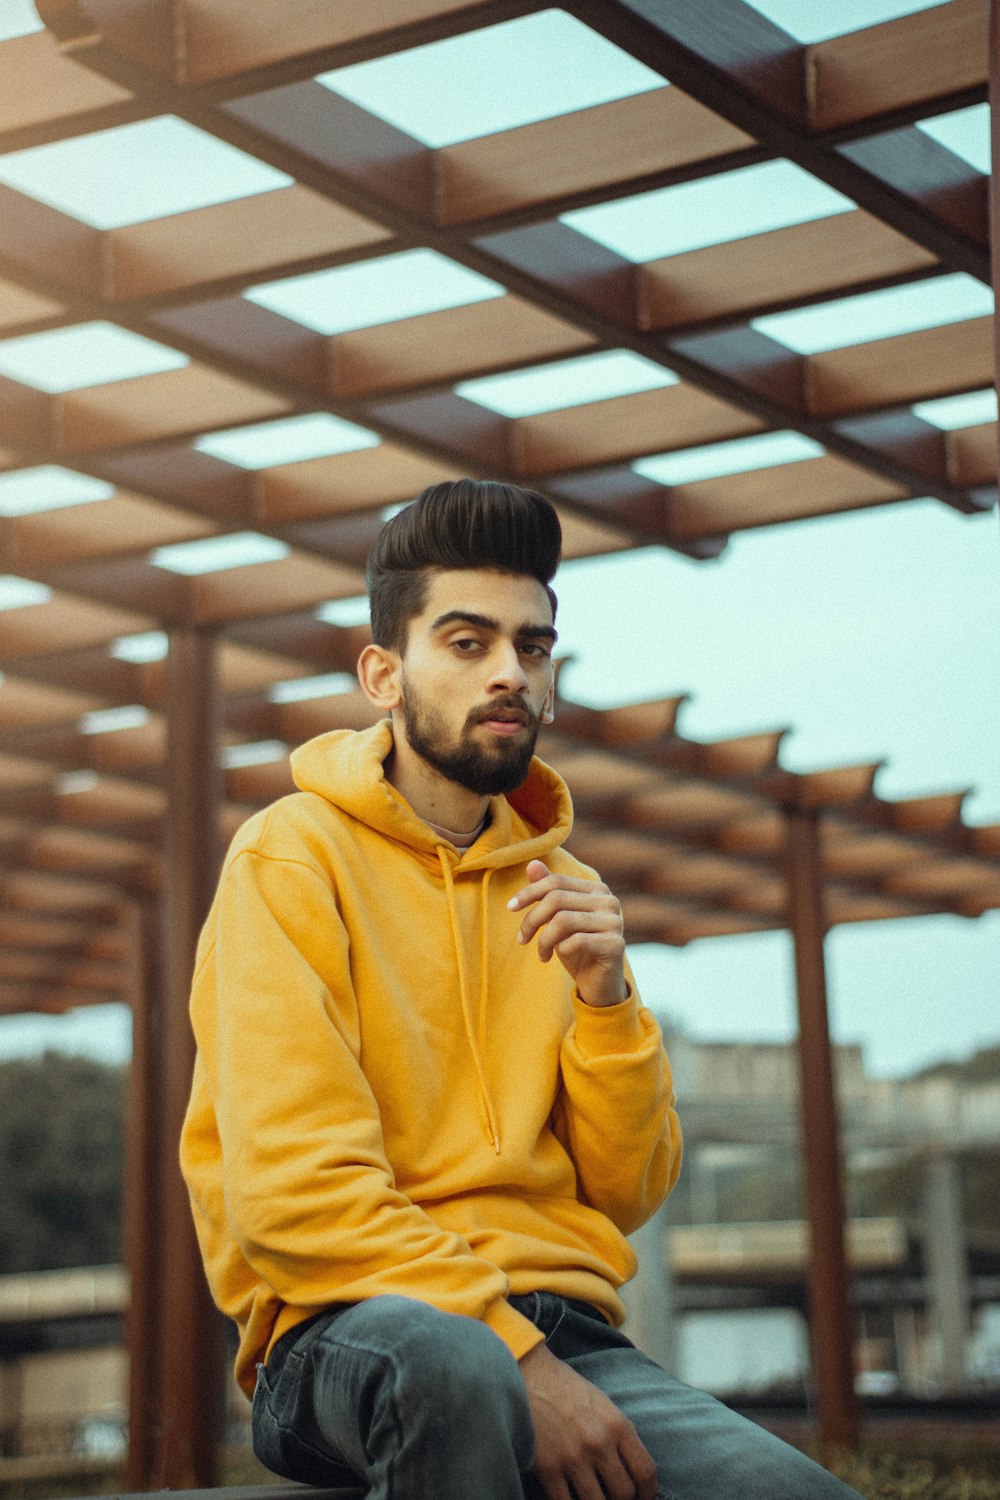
[0, 0, 998, 1485]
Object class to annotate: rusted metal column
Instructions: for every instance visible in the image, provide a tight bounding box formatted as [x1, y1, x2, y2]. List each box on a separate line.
[120, 898, 161, 1491]
[785, 806, 859, 1451]
[991, 0, 1000, 477]
[156, 625, 225, 1488]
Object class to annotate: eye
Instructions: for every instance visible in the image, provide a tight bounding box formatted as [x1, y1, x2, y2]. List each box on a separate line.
[520, 641, 551, 659]
[452, 636, 482, 653]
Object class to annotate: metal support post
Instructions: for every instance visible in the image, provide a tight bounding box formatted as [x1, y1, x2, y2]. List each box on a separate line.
[120, 899, 161, 1490]
[785, 806, 859, 1450]
[991, 0, 1000, 475]
[154, 625, 226, 1488]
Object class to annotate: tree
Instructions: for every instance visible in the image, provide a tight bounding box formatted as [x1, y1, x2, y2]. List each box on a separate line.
[0, 1052, 125, 1273]
[914, 1045, 1000, 1086]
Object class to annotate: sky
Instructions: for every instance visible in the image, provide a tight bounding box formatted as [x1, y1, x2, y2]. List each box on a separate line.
[554, 501, 1000, 1078]
[0, 0, 997, 1080]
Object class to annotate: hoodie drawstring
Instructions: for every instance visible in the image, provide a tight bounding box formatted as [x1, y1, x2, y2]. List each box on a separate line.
[437, 848, 501, 1154]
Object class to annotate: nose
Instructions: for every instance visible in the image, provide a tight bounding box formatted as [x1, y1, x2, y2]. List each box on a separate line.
[486, 641, 529, 694]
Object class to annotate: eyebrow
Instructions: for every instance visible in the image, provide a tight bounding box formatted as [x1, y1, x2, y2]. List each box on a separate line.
[430, 609, 558, 643]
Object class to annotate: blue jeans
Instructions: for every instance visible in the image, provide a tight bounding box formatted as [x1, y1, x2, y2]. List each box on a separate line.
[252, 1292, 862, 1500]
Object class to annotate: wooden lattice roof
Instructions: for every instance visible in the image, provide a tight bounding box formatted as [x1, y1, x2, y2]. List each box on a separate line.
[0, 0, 997, 1017]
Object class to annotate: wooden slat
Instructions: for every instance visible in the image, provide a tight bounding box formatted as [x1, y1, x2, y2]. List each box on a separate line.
[188, 552, 365, 627]
[56, 365, 293, 452]
[807, 318, 996, 418]
[7, 495, 217, 569]
[807, 0, 988, 131]
[552, 505, 633, 559]
[665, 455, 907, 540]
[259, 443, 465, 524]
[642, 212, 938, 331]
[517, 386, 763, 477]
[181, 0, 500, 84]
[437, 87, 754, 224]
[0, 980, 121, 1013]
[946, 423, 998, 487]
[0, 911, 127, 955]
[0, 277, 63, 330]
[331, 295, 595, 400]
[0, 29, 131, 134]
[0, 188, 106, 300]
[108, 187, 392, 301]
[0, 950, 125, 988]
[0, 674, 101, 730]
[0, 594, 154, 656]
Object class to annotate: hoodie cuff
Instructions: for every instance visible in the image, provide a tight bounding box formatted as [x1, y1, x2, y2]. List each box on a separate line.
[570, 986, 647, 1056]
[484, 1298, 546, 1362]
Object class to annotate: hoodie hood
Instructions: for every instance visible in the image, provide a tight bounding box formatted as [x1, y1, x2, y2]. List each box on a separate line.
[290, 719, 573, 871]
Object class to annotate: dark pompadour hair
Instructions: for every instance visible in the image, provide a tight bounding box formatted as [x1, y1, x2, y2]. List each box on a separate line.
[366, 478, 561, 650]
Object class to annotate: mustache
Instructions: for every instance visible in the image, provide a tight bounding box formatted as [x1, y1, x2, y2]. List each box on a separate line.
[465, 695, 537, 731]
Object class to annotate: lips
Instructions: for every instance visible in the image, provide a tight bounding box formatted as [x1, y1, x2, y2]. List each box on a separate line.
[471, 698, 532, 731]
[480, 717, 527, 736]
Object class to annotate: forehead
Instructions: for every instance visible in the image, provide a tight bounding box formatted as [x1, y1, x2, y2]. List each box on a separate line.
[417, 568, 554, 629]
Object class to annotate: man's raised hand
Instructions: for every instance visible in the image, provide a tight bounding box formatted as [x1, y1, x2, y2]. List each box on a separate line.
[508, 859, 628, 1009]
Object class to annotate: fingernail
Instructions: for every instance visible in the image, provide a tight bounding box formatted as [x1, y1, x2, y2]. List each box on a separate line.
[507, 897, 519, 910]
[517, 931, 525, 943]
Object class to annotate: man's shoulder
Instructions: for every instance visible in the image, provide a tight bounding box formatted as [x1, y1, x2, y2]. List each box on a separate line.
[224, 788, 356, 870]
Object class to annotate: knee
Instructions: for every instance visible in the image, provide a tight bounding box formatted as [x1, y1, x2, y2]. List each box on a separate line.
[356, 1297, 529, 1428]
[377, 1297, 521, 1392]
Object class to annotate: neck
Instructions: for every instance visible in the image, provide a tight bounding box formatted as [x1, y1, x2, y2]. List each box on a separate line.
[383, 722, 490, 834]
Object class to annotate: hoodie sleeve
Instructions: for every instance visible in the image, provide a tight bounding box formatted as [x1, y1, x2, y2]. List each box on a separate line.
[183, 837, 543, 1364]
[553, 980, 682, 1236]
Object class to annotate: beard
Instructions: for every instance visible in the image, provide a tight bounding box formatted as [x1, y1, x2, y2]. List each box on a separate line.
[401, 680, 540, 796]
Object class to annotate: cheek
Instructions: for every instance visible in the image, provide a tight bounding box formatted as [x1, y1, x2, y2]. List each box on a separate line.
[532, 663, 555, 703]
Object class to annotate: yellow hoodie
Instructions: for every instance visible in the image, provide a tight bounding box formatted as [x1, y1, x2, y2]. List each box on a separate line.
[181, 721, 681, 1397]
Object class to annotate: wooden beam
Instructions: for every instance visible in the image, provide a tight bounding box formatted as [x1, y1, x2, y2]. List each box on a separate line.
[836, 130, 988, 249]
[225, 82, 436, 220]
[583, 0, 990, 280]
[785, 805, 860, 1452]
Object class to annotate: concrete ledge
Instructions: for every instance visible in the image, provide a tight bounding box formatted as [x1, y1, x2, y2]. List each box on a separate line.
[66, 1488, 366, 1500]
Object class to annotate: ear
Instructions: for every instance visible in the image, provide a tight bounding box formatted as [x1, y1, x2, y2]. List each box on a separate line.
[540, 682, 555, 725]
[357, 643, 403, 712]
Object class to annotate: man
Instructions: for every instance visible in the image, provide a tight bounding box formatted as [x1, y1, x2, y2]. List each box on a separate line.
[182, 479, 861, 1500]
